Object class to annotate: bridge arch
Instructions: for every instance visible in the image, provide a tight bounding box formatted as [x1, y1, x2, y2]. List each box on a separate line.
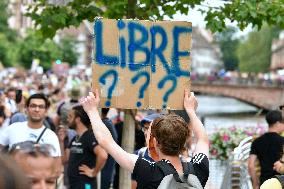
[191, 82, 284, 110]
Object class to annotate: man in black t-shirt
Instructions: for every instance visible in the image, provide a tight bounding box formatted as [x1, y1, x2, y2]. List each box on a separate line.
[248, 110, 284, 189]
[80, 90, 209, 188]
[60, 105, 107, 189]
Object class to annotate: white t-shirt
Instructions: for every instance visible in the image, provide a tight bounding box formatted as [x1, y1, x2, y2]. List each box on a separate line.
[0, 121, 61, 157]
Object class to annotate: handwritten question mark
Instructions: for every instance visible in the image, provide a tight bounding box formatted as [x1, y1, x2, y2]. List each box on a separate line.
[131, 71, 150, 108]
[99, 70, 118, 107]
[158, 75, 177, 109]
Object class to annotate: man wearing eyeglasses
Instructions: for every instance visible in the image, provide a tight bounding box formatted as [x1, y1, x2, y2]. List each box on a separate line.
[0, 93, 61, 156]
[0, 93, 61, 157]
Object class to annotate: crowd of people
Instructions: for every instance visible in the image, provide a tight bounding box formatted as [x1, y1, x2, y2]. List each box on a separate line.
[4, 66, 284, 189]
[0, 67, 209, 189]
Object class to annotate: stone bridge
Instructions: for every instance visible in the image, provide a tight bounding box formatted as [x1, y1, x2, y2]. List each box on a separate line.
[191, 82, 284, 110]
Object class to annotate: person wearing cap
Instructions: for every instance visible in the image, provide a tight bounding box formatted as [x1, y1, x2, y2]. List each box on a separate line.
[248, 110, 284, 189]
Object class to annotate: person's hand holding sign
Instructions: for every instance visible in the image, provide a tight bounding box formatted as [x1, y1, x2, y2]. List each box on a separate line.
[80, 90, 100, 114]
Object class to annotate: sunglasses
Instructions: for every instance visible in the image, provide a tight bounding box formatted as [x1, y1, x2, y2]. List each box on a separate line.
[9, 141, 55, 156]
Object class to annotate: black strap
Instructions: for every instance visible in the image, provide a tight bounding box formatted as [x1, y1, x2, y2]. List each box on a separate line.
[182, 161, 196, 180]
[156, 161, 183, 183]
[36, 127, 47, 143]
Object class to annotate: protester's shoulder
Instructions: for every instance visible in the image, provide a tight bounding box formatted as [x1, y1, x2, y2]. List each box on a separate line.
[190, 153, 209, 187]
[85, 129, 95, 137]
[8, 121, 28, 130]
[84, 130, 98, 142]
[135, 147, 147, 155]
[252, 134, 267, 144]
[191, 153, 209, 165]
[44, 127, 59, 138]
[102, 118, 115, 128]
[134, 156, 159, 175]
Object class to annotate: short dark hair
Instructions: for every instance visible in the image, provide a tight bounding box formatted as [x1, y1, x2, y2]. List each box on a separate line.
[151, 114, 190, 156]
[266, 110, 282, 126]
[101, 108, 109, 116]
[15, 90, 22, 104]
[6, 87, 16, 94]
[26, 93, 50, 109]
[73, 105, 91, 128]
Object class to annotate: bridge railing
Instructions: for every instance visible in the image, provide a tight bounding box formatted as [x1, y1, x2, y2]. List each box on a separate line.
[220, 136, 253, 189]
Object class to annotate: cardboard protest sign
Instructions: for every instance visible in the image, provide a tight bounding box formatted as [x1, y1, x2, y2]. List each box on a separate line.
[92, 18, 191, 109]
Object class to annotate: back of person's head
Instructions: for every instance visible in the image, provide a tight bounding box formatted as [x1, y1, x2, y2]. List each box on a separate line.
[151, 114, 190, 156]
[266, 110, 283, 127]
[6, 87, 16, 95]
[0, 155, 30, 189]
[26, 93, 50, 109]
[9, 141, 56, 158]
[69, 88, 81, 101]
[15, 89, 23, 104]
[101, 108, 110, 116]
[9, 141, 57, 189]
[73, 105, 91, 128]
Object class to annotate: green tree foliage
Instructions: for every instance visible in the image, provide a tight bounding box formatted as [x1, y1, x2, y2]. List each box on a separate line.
[58, 36, 79, 66]
[214, 27, 239, 71]
[205, 0, 284, 32]
[0, 34, 19, 67]
[237, 26, 280, 73]
[26, 0, 284, 38]
[17, 30, 78, 70]
[0, 0, 19, 67]
[0, 0, 79, 69]
[26, 0, 202, 38]
[0, 0, 17, 41]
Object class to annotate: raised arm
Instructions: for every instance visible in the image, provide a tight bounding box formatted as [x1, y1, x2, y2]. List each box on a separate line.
[184, 90, 209, 156]
[80, 90, 138, 172]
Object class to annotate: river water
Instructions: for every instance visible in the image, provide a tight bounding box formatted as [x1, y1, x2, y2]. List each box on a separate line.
[196, 94, 267, 135]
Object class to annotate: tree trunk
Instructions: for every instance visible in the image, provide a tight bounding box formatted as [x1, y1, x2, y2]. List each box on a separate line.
[127, 0, 137, 18]
[118, 3, 138, 189]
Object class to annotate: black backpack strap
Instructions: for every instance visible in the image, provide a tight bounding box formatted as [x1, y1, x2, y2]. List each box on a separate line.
[36, 127, 47, 143]
[156, 160, 183, 183]
[181, 161, 196, 180]
[275, 175, 284, 187]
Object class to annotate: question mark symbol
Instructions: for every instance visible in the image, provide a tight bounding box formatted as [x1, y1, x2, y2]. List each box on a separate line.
[99, 70, 118, 107]
[158, 75, 177, 109]
[131, 71, 150, 108]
